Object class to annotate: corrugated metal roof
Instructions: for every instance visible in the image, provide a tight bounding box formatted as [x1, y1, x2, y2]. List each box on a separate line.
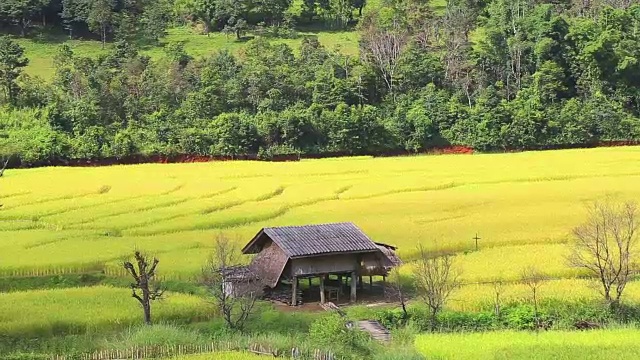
[262, 222, 379, 257]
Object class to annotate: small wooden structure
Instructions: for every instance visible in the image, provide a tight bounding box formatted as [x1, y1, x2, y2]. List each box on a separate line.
[242, 222, 401, 305]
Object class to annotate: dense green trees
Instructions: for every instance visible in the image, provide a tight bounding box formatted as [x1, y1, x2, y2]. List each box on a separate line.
[0, 36, 29, 106]
[2, 1, 640, 165]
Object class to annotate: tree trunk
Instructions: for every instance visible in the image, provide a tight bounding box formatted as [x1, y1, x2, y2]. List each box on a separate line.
[102, 25, 107, 49]
[0, 158, 9, 177]
[430, 308, 438, 331]
[142, 288, 152, 325]
[400, 299, 407, 322]
[143, 302, 151, 324]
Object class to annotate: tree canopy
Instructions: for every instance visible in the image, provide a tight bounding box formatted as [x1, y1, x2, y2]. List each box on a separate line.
[2, 0, 640, 165]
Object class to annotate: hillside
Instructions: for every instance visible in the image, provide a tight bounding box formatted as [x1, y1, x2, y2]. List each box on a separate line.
[16, 27, 360, 80]
[3, 0, 640, 166]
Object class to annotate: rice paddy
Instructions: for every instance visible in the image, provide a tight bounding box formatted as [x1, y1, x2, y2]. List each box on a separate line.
[3, 147, 640, 341]
[415, 329, 640, 359]
[0, 286, 210, 337]
[3, 147, 640, 280]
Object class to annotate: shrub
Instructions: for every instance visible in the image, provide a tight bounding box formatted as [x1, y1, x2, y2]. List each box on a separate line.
[376, 308, 408, 330]
[257, 144, 300, 160]
[437, 311, 497, 332]
[308, 314, 371, 358]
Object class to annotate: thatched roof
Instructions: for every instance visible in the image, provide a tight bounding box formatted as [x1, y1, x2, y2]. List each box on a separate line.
[248, 241, 289, 288]
[375, 243, 402, 267]
[242, 222, 380, 257]
[221, 265, 259, 282]
[360, 242, 402, 276]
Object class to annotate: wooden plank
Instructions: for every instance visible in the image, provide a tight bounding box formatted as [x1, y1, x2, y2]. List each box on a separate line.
[320, 275, 325, 304]
[357, 320, 391, 342]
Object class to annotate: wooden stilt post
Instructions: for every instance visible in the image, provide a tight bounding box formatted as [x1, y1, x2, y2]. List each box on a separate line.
[351, 271, 357, 302]
[369, 275, 373, 290]
[292, 276, 298, 306]
[358, 275, 363, 290]
[308, 278, 312, 288]
[320, 275, 326, 304]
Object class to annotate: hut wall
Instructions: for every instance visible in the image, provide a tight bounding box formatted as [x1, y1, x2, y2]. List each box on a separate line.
[290, 254, 359, 277]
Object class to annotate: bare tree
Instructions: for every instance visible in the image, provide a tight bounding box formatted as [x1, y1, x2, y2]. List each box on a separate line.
[384, 268, 410, 323]
[569, 199, 639, 307]
[0, 157, 8, 178]
[521, 266, 547, 329]
[491, 278, 505, 318]
[360, 18, 409, 101]
[441, 0, 477, 106]
[123, 251, 164, 325]
[0, 137, 15, 178]
[413, 245, 460, 330]
[202, 234, 261, 332]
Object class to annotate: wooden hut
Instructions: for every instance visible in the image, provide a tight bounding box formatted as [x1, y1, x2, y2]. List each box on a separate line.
[242, 222, 401, 305]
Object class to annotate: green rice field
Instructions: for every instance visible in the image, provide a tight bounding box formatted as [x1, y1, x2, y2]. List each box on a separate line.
[415, 329, 640, 359]
[0, 286, 210, 337]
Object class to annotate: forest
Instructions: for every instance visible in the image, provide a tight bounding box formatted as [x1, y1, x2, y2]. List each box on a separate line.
[1, 0, 640, 164]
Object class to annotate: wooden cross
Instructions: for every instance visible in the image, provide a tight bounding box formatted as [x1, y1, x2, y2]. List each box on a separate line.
[473, 233, 481, 251]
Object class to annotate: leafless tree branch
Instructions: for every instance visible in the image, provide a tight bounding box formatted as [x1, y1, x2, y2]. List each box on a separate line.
[202, 234, 261, 332]
[413, 245, 460, 330]
[123, 250, 163, 325]
[568, 199, 639, 307]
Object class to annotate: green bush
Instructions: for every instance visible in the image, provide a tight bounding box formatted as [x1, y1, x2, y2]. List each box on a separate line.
[308, 314, 371, 358]
[257, 144, 300, 160]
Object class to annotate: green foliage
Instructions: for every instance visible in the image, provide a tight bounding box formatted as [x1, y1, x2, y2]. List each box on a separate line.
[370, 300, 640, 333]
[0, 0, 48, 36]
[309, 314, 371, 358]
[0, 36, 29, 105]
[2, 0, 640, 164]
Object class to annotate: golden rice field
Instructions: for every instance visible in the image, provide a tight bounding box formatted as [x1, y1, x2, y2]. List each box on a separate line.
[3, 147, 640, 304]
[415, 328, 640, 359]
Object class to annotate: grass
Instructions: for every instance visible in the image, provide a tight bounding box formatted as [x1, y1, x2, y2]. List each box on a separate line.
[169, 353, 265, 359]
[0, 286, 211, 338]
[15, 26, 360, 80]
[14, 0, 455, 80]
[415, 328, 640, 359]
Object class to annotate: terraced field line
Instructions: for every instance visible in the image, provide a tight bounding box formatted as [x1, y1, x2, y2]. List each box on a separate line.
[0, 191, 31, 199]
[1, 188, 110, 210]
[126, 185, 352, 236]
